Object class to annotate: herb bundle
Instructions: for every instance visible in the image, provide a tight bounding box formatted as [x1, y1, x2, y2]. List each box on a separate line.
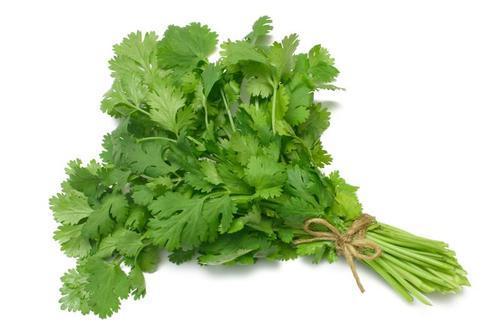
[50, 17, 468, 318]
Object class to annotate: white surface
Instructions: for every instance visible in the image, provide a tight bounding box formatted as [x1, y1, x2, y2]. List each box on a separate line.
[1, 0, 499, 332]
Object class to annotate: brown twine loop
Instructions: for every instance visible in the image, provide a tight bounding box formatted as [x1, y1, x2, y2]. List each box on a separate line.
[293, 214, 382, 293]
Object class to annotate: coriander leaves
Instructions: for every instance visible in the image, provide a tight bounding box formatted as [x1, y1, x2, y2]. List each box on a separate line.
[51, 16, 468, 318]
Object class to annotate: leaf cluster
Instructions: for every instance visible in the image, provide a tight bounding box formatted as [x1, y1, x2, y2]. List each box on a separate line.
[51, 17, 364, 318]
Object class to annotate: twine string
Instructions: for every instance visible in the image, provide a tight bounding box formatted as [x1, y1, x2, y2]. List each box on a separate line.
[294, 214, 382, 292]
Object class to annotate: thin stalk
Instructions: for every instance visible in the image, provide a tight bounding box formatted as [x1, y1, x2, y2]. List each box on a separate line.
[376, 258, 432, 305]
[271, 84, 278, 134]
[426, 268, 466, 289]
[137, 136, 176, 143]
[377, 223, 446, 246]
[372, 229, 447, 249]
[124, 101, 150, 117]
[387, 259, 435, 293]
[186, 135, 205, 147]
[368, 234, 456, 271]
[220, 89, 236, 132]
[202, 98, 209, 130]
[230, 194, 256, 204]
[220, 124, 232, 139]
[363, 259, 413, 302]
[369, 231, 447, 252]
[382, 252, 454, 289]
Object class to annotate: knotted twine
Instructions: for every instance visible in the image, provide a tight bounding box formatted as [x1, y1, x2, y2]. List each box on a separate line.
[293, 214, 382, 292]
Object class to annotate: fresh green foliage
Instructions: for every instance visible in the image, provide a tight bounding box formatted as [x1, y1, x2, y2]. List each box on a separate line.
[51, 17, 468, 318]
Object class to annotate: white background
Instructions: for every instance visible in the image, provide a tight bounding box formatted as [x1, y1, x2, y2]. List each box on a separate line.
[1, 0, 499, 332]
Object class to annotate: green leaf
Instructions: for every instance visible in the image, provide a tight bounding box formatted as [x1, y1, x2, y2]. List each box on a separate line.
[137, 246, 161, 273]
[97, 228, 143, 257]
[333, 190, 362, 220]
[297, 103, 330, 144]
[245, 16, 273, 46]
[285, 165, 315, 201]
[205, 195, 236, 233]
[59, 268, 91, 314]
[114, 228, 143, 256]
[198, 233, 269, 265]
[112, 137, 175, 177]
[101, 75, 148, 117]
[221, 40, 268, 65]
[277, 228, 294, 243]
[200, 160, 223, 185]
[296, 241, 333, 264]
[286, 84, 312, 126]
[167, 137, 213, 192]
[269, 34, 299, 80]
[83, 193, 129, 239]
[147, 193, 205, 250]
[83, 258, 130, 318]
[100, 168, 131, 189]
[275, 85, 290, 121]
[158, 23, 218, 69]
[53, 224, 91, 258]
[245, 76, 273, 98]
[227, 219, 245, 233]
[201, 63, 221, 97]
[267, 242, 298, 261]
[329, 171, 362, 220]
[131, 185, 155, 206]
[109, 31, 158, 81]
[198, 248, 255, 265]
[241, 103, 272, 141]
[307, 45, 339, 86]
[147, 86, 186, 134]
[311, 141, 333, 167]
[65, 160, 103, 200]
[125, 206, 148, 231]
[244, 155, 286, 199]
[146, 176, 174, 192]
[129, 267, 146, 300]
[226, 133, 261, 165]
[216, 161, 253, 194]
[168, 249, 195, 265]
[148, 193, 237, 250]
[50, 191, 92, 225]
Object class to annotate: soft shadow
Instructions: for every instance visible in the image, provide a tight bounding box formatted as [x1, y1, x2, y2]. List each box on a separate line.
[427, 288, 469, 306]
[299, 256, 424, 306]
[317, 100, 342, 116]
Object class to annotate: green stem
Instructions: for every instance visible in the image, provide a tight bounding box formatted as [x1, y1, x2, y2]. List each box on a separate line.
[137, 136, 176, 143]
[368, 234, 456, 271]
[377, 223, 446, 246]
[203, 98, 209, 130]
[271, 84, 278, 134]
[376, 258, 432, 305]
[230, 194, 256, 204]
[363, 260, 413, 302]
[369, 231, 447, 252]
[187, 135, 205, 147]
[220, 89, 236, 132]
[125, 102, 150, 117]
[382, 252, 453, 289]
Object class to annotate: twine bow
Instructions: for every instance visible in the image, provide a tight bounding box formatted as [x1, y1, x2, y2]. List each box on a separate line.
[294, 214, 382, 292]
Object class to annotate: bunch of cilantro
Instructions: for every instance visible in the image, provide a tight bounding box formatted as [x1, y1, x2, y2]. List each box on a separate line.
[50, 17, 468, 318]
